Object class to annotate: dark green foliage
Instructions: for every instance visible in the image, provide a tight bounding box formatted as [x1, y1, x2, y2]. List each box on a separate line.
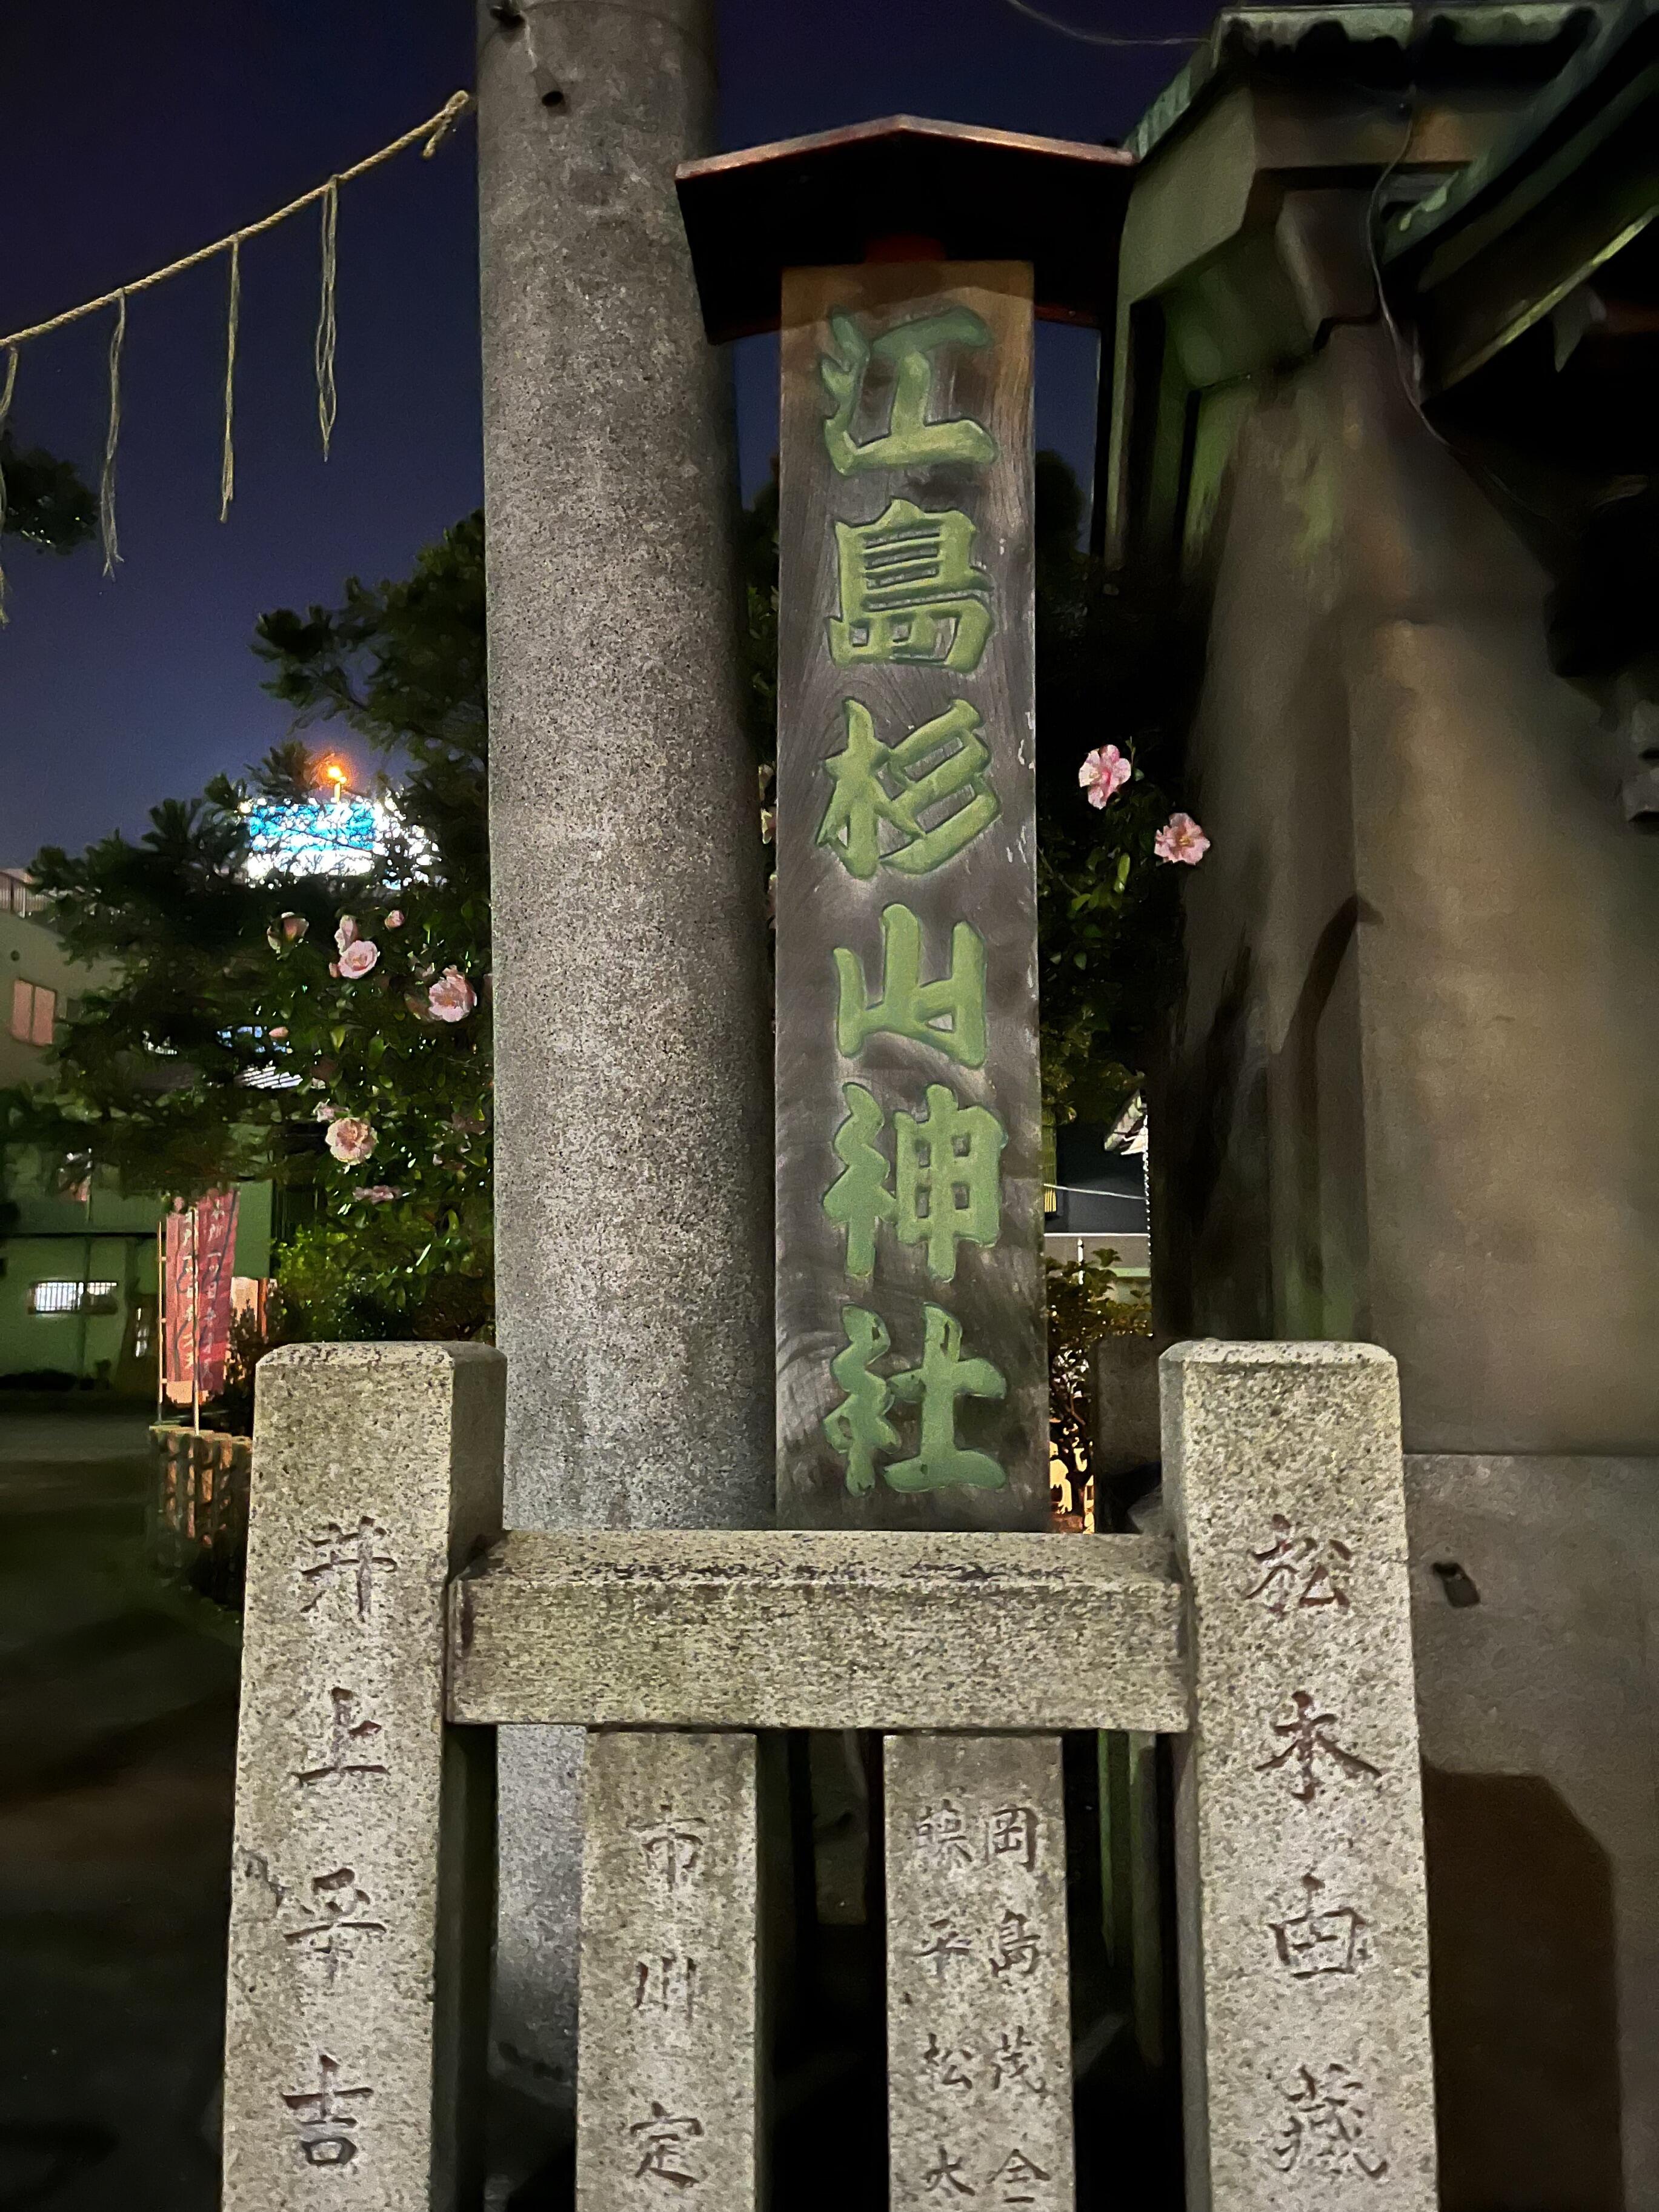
[1, 430, 98, 554]
[254, 513, 489, 889]
[736, 467, 782, 760]
[1046, 1250, 1152, 1515]
[4, 516, 494, 1341]
[1030, 450, 1203, 1123]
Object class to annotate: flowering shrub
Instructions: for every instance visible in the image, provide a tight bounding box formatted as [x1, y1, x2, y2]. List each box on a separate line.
[1078, 744, 1132, 808]
[324, 1114, 376, 1164]
[1154, 812, 1210, 865]
[257, 845, 491, 1334]
[9, 514, 494, 1346]
[428, 968, 476, 1022]
[337, 938, 379, 978]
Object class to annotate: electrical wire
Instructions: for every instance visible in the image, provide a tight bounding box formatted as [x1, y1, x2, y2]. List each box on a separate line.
[1003, 0, 1202, 46]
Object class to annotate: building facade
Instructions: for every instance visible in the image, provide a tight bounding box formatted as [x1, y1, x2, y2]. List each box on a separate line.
[1, 869, 165, 1392]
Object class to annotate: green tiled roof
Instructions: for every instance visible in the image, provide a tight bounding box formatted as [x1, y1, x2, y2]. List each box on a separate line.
[1381, 0, 1659, 259]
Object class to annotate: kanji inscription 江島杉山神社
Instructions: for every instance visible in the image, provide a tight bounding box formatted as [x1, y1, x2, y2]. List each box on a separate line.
[817, 699, 1000, 880]
[823, 1080, 1006, 1281]
[776, 261, 1044, 1532]
[819, 304, 998, 476]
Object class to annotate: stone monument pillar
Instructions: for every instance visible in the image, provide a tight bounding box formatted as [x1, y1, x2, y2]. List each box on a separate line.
[1163, 1340, 1438, 2210]
[475, 0, 773, 2130]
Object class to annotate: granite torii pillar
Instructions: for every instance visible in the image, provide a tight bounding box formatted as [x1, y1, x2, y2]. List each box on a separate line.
[476, 0, 772, 2135]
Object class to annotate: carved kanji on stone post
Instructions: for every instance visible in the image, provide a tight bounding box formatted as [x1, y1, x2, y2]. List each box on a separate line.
[223, 1343, 503, 2212]
[1163, 1341, 1438, 2211]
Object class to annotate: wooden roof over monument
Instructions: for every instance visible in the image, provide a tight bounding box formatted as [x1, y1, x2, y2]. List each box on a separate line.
[676, 115, 1134, 342]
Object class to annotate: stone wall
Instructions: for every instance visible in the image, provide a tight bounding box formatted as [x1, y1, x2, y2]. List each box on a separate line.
[1155, 320, 1659, 1456]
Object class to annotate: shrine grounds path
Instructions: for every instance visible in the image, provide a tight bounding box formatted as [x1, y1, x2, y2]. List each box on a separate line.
[0, 1406, 240, 2211]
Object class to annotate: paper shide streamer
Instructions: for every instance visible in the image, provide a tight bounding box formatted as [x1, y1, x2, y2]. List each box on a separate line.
[101, 290, 126, 576]
[0, 345, 18, 622]
[221, 237, 241, 521]
[316, 179, 339, 462]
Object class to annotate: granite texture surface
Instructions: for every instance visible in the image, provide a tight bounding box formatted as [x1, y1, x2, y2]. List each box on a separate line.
[477, 0, 771, 1533]
[885, 1734, 1074, 2211]
[222, 1343, 504, 2212]
[476, 0, 772, 2117]
[1089, 1333, 1163, 1483]
[576, 1732, 759, 2211]
[1163, 1340, 1437, 2211]
[448, 1528, 1186, 1732]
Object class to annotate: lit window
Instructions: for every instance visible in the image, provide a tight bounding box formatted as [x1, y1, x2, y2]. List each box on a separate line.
[29, 1280, 119, 1315]
[9, 979, 57, 1047]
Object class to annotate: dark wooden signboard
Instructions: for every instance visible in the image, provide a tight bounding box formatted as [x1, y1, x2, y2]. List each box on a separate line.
[775, 261, 1046, 1530]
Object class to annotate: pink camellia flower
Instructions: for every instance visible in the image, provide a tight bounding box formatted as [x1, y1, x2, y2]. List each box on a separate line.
[385, 909, 405, 929]
[328, 962, 340, 977]
[1079, 745, 1132, 808]
[336, 915, 359, 952]
[281, 912, 308, 942]
[268, 1026, 289, 1041]
[338, 938, 380, 979]
[357, 1184, 401, 1203]
[325, 1116, 376, 1164]
[1154, 812, 1211, 866]
[428, 968, 477, 1022]
[314, 1101, 336, 1123]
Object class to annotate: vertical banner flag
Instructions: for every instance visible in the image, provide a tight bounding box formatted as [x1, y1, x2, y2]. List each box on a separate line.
[775, 262, 1046, 1530]
[164, 1189, 241, 1403]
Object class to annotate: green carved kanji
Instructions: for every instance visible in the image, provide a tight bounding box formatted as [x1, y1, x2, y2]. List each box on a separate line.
[888, 1303, 1008, 1492]
[834, 902, 987, 1069]
[822, 1082, 897, 1278]
[828, 499, 993, 673]
[895, 1083, 1006, 1281]
[820, 305, 999, 477]
[823, 1304, 899, 1494]
[817, 698, 1001, 880]
[822, 1301, 1008, 1495]
[823, 1080, 1006, 1283]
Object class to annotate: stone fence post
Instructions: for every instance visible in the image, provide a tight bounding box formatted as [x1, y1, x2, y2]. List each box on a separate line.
[222, 1343, 504, 2210]
[1162, 1340, 1437, 2210]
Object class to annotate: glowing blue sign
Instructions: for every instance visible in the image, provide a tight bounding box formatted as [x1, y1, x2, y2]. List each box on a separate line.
[244, 796, 383, 882]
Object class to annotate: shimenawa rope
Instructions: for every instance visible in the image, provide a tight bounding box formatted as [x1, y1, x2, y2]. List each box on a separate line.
[0, 88, 471, 583]
[0, 91, 471, 353]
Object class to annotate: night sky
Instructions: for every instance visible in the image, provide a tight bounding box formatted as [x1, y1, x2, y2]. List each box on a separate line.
[0, 1, 1200, 865]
